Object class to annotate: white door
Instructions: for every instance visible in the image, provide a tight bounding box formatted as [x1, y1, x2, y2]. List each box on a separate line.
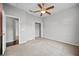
[2, 11, 6, 55]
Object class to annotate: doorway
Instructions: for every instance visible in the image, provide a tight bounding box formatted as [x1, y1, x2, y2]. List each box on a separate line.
[6, 16, 19, 47]
[35, 23, 41, 38]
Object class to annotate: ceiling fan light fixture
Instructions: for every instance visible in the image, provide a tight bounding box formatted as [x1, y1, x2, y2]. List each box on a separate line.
[41, 10, 46, 14]
[29, 3, 54, 16]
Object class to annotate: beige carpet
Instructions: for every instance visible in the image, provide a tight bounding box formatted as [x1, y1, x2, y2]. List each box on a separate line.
[4, 38, 79, 56]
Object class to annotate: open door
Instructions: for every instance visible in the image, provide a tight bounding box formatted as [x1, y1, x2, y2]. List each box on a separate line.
[2, 11, 6, 55]
[0, 3, 6, 55]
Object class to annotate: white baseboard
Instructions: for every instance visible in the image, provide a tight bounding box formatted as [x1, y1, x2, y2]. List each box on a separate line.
[43, 37, 79, 47]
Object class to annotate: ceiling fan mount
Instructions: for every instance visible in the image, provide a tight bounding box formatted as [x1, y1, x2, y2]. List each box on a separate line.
[29, 3, 54, 16]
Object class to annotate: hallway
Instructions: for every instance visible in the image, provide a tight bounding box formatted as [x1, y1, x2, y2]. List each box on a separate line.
[4, 38, 79, 56]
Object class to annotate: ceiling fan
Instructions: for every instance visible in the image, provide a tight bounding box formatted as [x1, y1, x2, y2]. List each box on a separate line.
[29, 3, 54, 16]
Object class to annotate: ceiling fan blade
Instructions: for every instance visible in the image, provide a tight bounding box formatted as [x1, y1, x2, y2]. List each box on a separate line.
[46, 11, 51, 15]
[40, 13, 43, 16]
[46, 6, 54, 10]
[38, 4, 42, 9]
[29, 10, 40, 13]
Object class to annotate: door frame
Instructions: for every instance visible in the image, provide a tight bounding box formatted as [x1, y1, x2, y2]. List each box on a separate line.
[6, 15, 20, 46]
[2, 10, 6, 55]
[2, 14, 20, 55]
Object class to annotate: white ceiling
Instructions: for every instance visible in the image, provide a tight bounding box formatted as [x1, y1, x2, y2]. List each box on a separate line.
[9, 3, 78, 17]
